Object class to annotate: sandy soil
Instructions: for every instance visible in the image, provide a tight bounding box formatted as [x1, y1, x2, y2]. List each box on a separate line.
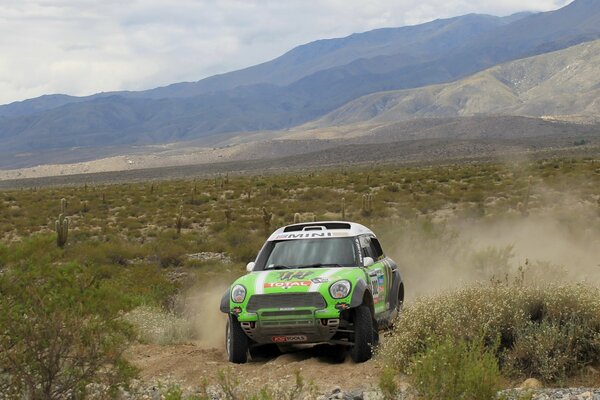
[127, 342, 383, 391]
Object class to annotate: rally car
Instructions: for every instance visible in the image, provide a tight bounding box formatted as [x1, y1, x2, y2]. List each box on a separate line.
[220, 221, 404, 363]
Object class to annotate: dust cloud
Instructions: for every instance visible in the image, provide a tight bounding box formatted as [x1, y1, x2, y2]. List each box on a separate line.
[380, 194, 600, 300]
[178, 280, 230, 349]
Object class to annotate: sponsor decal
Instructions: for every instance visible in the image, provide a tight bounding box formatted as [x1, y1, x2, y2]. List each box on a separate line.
[279, 307, 296, 311]
[272, 335, 307, 343]
[264, 281, 312, 289]
[311, 277, 329, 284]
[276, 232, 334, 240]
[279, 271, 312, 280]
[370, 274, 380, 296]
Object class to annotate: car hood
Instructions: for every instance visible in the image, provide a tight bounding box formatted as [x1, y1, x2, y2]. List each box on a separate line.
[234, 267, 364, 295]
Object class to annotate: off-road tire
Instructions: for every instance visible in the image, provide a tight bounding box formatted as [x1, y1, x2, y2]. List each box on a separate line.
[350, 305, 374, 363]
[226, 315, 248, 363]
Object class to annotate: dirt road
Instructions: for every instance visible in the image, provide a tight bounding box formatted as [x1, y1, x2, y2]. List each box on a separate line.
[127, 342, 383, 391]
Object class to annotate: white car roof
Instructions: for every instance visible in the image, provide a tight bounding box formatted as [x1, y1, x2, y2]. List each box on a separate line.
[267, 221, 375, 241]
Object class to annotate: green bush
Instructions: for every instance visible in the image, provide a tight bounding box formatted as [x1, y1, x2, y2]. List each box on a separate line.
[381, 282, 600, 382]
[409, 337, 502, 400]
[0, 262, 136, 398]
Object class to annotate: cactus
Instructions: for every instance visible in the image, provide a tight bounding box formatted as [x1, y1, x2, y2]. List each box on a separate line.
[191, 186, 197, 204]
[361, 194, 373, 215]
[341, 197, 346, 220]
[55, 198, 69, 248]
[294, 213, 301, 224]
[225, 209, 233, 226]
[150, 183, 154, 194]
[81, 200, 89, 213]
[101, 192, 106, 204]
[176, 205, 184, 235]
[262, 207, 272, 232]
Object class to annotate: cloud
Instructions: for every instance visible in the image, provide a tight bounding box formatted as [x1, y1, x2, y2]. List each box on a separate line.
[0, 0, 572, 105]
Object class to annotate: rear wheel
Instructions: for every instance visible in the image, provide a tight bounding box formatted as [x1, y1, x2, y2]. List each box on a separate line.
[350, 305, 374, 363]
[226, 315, 248, 363]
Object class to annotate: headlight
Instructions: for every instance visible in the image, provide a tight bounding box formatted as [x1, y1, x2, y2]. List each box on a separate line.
[231, 284, 246, 303]
[329, 280, 351, 299]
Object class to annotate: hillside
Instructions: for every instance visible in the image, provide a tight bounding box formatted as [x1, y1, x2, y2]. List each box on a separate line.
[1, 115, 597, 180]
[1, 0, 599, 156]
[314, 39, 600, 126]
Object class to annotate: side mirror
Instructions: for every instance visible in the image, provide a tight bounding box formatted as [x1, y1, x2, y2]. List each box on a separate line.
[246, 262, 255, 272]
[363, 257, 374, 267]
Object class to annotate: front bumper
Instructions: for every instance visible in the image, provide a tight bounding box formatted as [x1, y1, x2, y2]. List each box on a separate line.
[234, 293, 345, 344]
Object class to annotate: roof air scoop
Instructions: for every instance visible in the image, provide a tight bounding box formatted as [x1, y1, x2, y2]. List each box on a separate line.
[302, 226, 326, 231]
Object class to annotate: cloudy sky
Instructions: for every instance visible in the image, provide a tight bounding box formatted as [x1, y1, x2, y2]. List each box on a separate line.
[0, 0, 571, 105]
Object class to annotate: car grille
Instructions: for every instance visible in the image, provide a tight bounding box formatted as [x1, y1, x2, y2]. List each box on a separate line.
[260, 310, 313, 317]
[246, 293, 327, 312]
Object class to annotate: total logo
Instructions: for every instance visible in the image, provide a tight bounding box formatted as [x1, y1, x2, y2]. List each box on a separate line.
[264, 281, 312, 289]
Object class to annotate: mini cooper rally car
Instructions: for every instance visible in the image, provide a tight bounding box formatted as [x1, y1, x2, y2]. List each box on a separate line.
[220, 221, 404, 363]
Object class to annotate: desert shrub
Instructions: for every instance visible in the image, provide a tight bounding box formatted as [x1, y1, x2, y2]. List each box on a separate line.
[144, 236, 188, 268]
[381, 282, 600, 382]
[504, 320, 591, 382]
[409, 337, 502, 400]
[0, 234, 61, 266]
[124, 306, 195, 345]
[0, 262, 136, 399]
[67, 238, 145, 266]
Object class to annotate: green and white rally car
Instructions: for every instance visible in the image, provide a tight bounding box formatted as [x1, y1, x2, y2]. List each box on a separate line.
[220, 221, 404, 363]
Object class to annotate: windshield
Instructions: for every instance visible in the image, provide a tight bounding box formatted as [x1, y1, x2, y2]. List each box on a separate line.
[257, 238, 358, 270]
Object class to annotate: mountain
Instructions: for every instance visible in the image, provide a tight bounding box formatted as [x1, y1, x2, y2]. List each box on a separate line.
[312, 39, 600, 126]
[1, 0, 599, 155]
[0, 12, 520, 118]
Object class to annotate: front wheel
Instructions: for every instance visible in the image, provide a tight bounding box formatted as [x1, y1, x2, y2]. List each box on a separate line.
[226, 315, 248, 363]
[350, 305, 374, 363]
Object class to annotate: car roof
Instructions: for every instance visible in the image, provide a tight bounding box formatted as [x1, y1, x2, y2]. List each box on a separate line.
[267, 221, 375, 241]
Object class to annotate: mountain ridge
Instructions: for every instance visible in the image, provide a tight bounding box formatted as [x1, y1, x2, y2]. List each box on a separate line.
[1, 0, 599, 156]
[311, 38, 600, 127]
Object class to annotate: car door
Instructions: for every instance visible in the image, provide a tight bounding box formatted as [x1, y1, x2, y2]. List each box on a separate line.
[359, 235, 390, 315]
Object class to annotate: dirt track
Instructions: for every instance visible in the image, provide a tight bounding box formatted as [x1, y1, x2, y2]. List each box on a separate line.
[127, 342, 383, 391]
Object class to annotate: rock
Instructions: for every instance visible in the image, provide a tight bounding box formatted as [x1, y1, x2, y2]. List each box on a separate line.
[519, 378, 543, 389]
[347, 389, 364, 400]
[362, 390, 383, 400]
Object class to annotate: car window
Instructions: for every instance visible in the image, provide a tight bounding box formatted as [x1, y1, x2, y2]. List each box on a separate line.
[359, 236, 374, 259]
[370, 237, 384, 259]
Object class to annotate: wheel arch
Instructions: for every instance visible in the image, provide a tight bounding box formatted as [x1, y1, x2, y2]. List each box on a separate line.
[350, 279, 375, 317]
[389, 270, 404, 311]
[220, 289, 230, 313]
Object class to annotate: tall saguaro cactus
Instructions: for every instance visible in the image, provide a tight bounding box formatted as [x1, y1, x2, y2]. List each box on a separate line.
[176, 205, 184, 235]
[262, 207, 272, 233]
[361, 193, 373, 215]
[55, 198, 69, 248]
[341, 197, 346, 220]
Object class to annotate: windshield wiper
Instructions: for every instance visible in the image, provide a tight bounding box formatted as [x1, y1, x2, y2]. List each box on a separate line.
[295, 263, 344, 269]
[265, 265, 294, 270]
